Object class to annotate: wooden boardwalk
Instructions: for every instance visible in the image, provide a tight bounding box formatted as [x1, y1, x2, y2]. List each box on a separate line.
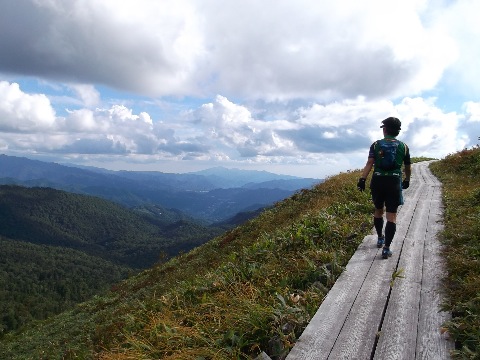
[284, 161, 453, 360]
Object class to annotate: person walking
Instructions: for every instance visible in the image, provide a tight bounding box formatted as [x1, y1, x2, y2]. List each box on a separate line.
[357, 117, 411, 259]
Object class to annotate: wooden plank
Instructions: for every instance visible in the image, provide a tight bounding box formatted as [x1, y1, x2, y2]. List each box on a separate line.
[375, 281, 423, 360]
[325, 253, 394, 359]
[399, 185, 433, 283]
[285, 236, 378, 359]
[416, 180, 453, 359]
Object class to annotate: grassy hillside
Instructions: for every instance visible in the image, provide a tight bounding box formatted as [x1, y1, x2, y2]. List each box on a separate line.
[430, 146, 480, 359]
[2, 150, 478, 359]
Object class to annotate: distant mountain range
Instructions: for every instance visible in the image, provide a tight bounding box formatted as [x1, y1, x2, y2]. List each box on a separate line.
[0, 154, 321, 222]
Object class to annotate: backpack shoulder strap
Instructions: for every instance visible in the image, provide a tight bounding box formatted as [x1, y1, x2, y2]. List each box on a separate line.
[395, 140, 407, 156]
[373, 140, 382, 156]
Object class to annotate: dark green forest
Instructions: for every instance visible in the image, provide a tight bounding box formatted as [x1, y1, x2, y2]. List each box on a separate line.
[0, 238, 131, 333]
[0, 185, 223, 334]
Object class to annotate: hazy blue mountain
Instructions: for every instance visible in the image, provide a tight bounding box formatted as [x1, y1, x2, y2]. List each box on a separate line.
[0, 154, 320, 222]
[191, 166, 304, 188]
[241, 178, 319, 191]
[87, 165, 319, 190]
[83, 167, 218, 191]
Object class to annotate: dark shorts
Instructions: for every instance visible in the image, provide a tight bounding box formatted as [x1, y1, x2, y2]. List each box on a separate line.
[370, 175, 404, 213]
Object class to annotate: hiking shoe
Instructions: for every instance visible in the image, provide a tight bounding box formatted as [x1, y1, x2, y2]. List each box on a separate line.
[382, 246, 393, 259]
[377, 236, 385, 248]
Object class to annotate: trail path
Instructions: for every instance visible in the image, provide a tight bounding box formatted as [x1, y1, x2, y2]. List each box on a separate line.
[284, 161, 453, 360]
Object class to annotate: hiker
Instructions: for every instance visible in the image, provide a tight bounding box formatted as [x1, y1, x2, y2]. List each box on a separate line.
[357, 117, 411, 259]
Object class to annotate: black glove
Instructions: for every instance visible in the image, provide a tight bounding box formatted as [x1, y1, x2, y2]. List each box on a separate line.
[402, 180, 410, 189]
[357, 178, 366, 191]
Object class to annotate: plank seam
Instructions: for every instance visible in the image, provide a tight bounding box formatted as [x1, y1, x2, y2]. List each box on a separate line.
[414, 184, 434, 359]
[371, 181, 425, 359]
[325, 247, 380, 359]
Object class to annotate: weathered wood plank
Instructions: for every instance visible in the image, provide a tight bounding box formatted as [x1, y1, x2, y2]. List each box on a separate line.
[415, 179, 453, 359]
[375, 281, 423, 360]
[285, 236, 378, 360]
[325, 254, 393, 359]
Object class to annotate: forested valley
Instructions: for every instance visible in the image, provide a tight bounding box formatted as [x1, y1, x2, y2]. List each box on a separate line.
[0, 185, 223, 334]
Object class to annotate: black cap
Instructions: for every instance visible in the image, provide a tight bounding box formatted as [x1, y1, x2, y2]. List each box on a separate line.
[380, 117, 401, 130]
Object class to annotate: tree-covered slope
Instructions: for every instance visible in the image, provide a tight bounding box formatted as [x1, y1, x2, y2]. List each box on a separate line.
[0, 238, 131, 333]
[0, 185, 222, 335]
[0, 185, 221, 269]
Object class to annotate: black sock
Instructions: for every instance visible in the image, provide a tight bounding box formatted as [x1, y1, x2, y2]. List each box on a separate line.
[385, 221, 396, 247]
[374, 217, 384, 237]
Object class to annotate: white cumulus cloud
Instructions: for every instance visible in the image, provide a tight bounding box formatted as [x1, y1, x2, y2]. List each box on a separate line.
[0, 81, 57, 132]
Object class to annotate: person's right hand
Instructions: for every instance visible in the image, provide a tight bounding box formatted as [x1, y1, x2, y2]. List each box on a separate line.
[357, 178, 366, 191]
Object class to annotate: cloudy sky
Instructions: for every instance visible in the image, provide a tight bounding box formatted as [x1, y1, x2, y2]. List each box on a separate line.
[0, 0, 479, 178]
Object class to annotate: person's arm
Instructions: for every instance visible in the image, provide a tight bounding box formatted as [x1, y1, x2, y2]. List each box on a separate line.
[404, 163, 411, 181]
[402, 144, 412, 189]
[401, 163, 411, 189]
[357, 149, 375, 191]
[361, 157, 375, 179]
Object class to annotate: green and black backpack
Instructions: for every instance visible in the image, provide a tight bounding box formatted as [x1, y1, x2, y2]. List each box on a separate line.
[373, 138, 408, 176]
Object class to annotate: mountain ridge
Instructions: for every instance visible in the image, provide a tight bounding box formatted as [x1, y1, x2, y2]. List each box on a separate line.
[0, 154, 321, 222]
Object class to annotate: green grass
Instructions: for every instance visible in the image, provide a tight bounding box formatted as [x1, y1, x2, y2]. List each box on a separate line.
[411, 156, 437, 163]
[430, 146, 480, 359]
[86, 173, 373, 359]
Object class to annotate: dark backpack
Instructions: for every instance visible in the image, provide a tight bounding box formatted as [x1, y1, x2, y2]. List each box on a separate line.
[376, 139, 400, 171]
